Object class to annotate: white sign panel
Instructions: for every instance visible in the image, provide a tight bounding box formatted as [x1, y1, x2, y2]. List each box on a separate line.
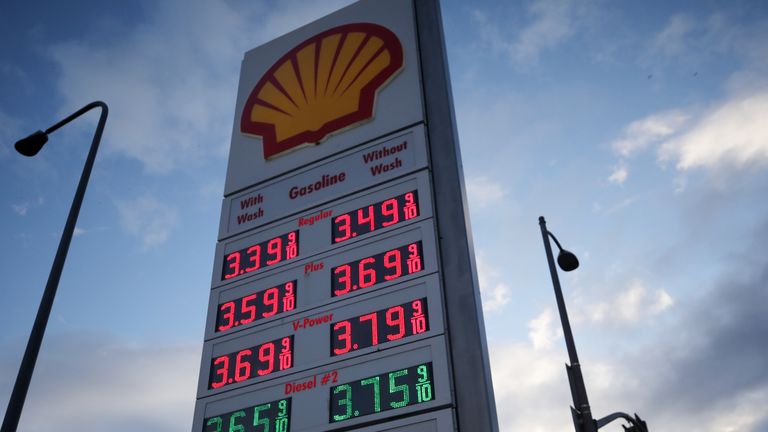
[224, 0, 423, 195]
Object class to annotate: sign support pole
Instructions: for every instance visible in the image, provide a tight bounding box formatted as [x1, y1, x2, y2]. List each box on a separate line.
[415, 1, 500, 430]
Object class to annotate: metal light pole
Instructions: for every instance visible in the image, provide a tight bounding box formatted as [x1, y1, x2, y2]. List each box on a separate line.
[2, 101, 109, 432]
[538, 216, 648, 432]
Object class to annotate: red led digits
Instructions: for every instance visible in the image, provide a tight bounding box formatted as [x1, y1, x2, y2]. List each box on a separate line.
[222, 231, 299, 280]
[411, 298, 427, 334]
[331, 191, 420, 244]
[383, 249, 402, 280]
[332, 321, 352, 355]
[278, 337, 292, 370]
[216, 281, 297, 333]
[386, 306, 405, 340]
[358, 205, 375, 231]
[331, 242, 424, 297]
[224, 252, 241, 279]
[407, 243, 422, 274]
[209, 336, 293, 389]
[403, 192, 417, 219]
[330, 298, 429, 356]
[282, 281, 296, 311]
[210, 356, 230, 389]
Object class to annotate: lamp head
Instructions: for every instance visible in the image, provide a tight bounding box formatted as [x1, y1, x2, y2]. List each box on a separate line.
[557, 249, 579, 272]
[15, 130, 48, 157]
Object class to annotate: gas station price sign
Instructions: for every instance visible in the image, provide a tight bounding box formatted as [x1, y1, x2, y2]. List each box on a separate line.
[199, 275, 445, 398]
[205, 222, 439, 342]
[332, 190, 419, 244]
[196, 0, 498, 430]
[210, 336, 293, 389]
[330, 362, 434, 423]
[222, 231, 298, 281]
[211, 172, 433, 291]
[216, 280, 297, 334]
[193, 337, 452, 431]
[204, 397, 291, 432]
[331, 298, 428, 356]
[331, 242, 424, 297]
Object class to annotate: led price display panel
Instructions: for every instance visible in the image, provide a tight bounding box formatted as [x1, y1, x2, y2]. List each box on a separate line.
[332, 241, 424, 297]
[331, 298, 429, 356]
[332, 191, 419, 244]
[330, 362, 435, 423]
[204, 397, 291, 432]
[222, 231, 299, 281]
[216, 280, 297, 334]
[192, 337, 453, 431]
[210, 336, 293, 389]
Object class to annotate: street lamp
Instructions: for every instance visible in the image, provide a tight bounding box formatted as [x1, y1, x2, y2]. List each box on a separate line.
[538, 216, 648, 432]
[2, 101, 109, 432]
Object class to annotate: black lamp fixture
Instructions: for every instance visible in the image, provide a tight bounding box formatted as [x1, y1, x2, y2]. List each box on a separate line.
[546, 229, 580, 272]
[14, 130, 49, 156]
[2, 102, 108, 432]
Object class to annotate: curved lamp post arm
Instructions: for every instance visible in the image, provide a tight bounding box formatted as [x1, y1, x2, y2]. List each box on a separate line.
[596, 412, 648, 431]
[2, 101, 108, 432]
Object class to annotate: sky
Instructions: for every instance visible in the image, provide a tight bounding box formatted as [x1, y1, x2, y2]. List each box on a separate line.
[1, 0, 768, 430]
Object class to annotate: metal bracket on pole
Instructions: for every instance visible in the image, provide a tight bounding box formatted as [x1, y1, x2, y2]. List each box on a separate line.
[596, 412, 648, 432]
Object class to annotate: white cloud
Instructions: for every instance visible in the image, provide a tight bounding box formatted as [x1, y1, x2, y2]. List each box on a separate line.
[1, 336, 198, 432]
[73, 227, 86, 237]
[511, 0, 576, 67]
[466, 176, 506, 209]
[587, 279, 673, 324]
[528, 308, 562, 350]
[703, 389, 768, 432]
[10, 196, 46, 216]
[45, 0, 353, 174]
[471, 0, 585, 70]
[488, 334, 642, 431]
[608, 161, 628, 184]
[117, 195, 178, 249]
[488, 342, 572, 431]
[612, 110, 690, 157]
[659, 91, 768, 171]
[487, 274, 768, 431]
[475, 250, 512, 313]
[11, 202, 28, 216]
[610, 89, 768, 186]
[650, 14, 696, 57]
[47, 1, 245, 173]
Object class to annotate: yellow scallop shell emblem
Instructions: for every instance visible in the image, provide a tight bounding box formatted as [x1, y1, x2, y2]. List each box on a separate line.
[241, 23, 404, 159]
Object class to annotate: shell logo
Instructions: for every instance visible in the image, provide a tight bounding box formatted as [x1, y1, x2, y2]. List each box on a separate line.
[240, 23, 404, 160]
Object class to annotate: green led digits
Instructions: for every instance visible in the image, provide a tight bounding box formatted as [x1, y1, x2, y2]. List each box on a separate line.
[275, 399, 289, 432]
[253, 404, 270, 429]
[389, 368, 409, 408]
[360, 376, 381, 412]
[203, 398, 291, 432]
[416, 364, 433, 403]
[332, 384, 353, 421]
[206, 417, 222, 432]
[329, 363, 434, 423]
[229, 410, 246, 432]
